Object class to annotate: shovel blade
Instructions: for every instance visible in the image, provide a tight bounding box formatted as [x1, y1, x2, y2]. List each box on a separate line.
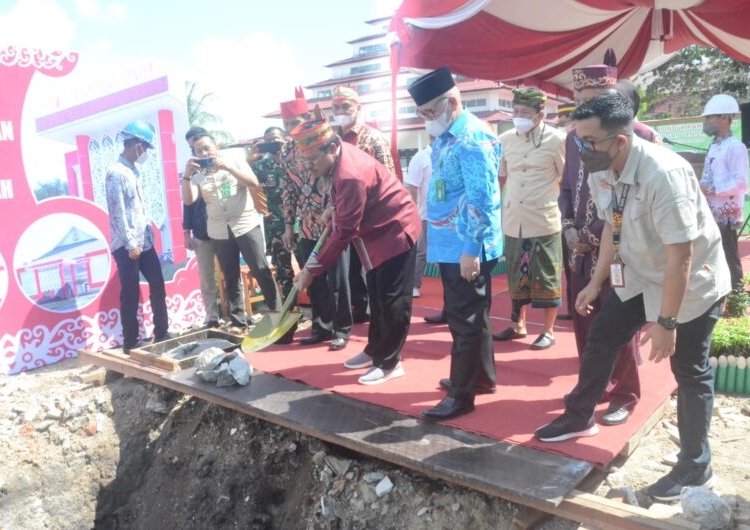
[241, 311, 300, 353]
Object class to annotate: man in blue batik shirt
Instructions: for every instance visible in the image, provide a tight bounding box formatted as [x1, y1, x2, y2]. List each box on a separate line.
[106, 121, 170, 353]
[408, 67, 503, 420]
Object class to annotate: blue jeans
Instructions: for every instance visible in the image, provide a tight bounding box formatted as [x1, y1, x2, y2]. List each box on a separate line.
[565, 292, 723, 472]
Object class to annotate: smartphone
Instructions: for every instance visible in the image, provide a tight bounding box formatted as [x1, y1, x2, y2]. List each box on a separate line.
[258, 142, 281, 154]
[196, 157, 214, 168]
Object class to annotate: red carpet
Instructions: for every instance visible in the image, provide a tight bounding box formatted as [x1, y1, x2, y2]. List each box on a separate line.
[247, 274, 676, 468]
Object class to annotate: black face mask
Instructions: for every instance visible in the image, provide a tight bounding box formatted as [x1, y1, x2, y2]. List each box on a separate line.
[580, 149, 613, 173]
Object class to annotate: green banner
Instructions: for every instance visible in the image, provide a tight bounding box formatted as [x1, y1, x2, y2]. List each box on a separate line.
[643, 117, 749, 234]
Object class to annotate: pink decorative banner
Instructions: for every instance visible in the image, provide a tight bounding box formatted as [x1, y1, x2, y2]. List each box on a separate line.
[0, 46, 201, 374]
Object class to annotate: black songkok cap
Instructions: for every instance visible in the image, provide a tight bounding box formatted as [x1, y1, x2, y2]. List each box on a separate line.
[407, 67, 456, 106]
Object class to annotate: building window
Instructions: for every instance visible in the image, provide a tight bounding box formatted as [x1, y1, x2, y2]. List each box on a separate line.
[318, 89, 332, 99]
[398, 105, 417, 116]
[465, 98, 487, 109]
[357, 43, 387, 56]
[357, 83, 372, 94]
[351, 64, 381, 75]
[498, 98, 512, 109]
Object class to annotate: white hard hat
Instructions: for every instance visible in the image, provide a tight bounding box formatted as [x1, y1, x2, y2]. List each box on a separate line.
[701, 94, 740, 116]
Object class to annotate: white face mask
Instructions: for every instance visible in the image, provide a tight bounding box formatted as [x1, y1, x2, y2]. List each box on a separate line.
[333, 114, 354, 127]
[136, 148, 150, 165]
[425, 106, 452, 137]
[513, 117, 535, 135]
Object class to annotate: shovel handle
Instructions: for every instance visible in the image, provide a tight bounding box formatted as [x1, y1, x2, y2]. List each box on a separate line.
[306, 224, 332, 264]
[279, 225, 332, 322]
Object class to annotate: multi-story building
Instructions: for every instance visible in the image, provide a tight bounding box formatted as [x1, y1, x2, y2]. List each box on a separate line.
[266, 16, 567, 173]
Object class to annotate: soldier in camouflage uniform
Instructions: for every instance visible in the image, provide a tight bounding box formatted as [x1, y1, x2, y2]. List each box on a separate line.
[248, 126, 296, 299]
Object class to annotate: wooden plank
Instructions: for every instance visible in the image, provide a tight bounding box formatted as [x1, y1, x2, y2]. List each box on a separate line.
[79, 348, 173, 386]
[619, 397, 672, 457]
[161, 369, 591, 508]
[561, 491, 700, 530]
[511, 506, 550, 530]
[127, 349, 183, 371]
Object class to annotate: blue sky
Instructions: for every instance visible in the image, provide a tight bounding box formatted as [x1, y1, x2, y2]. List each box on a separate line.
[1, 0, 401, 138]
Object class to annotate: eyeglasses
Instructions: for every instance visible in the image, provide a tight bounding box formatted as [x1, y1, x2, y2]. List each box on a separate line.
[415, 97, 448, 119]
[574, 134, 619, 152]
[299, 149, 326, 168]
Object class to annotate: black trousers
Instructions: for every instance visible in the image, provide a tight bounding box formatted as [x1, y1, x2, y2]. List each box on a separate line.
[298, 237, 352, 340]
[349, 244, 370, 320]
[719, 221, 743, 291]
[565, 293, 722, 472]
[364, 245, 417, 369]
[214, 225, 280, 326]
[112, 246, 169, 349]
[440, 258, 498, 401]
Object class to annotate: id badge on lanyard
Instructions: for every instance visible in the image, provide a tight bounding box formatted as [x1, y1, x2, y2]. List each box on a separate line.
[610, 185, 630, 288]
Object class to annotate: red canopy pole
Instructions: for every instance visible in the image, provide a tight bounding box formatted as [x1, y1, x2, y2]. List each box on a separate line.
[390, 39, 404, 181]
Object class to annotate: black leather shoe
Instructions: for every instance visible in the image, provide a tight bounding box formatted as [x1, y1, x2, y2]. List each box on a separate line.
[601, 404, 631, 426]
[299, 335, 327, 346]
[275, 322, 297, 345]
[557, 312, 573, 321]
[421, 396, 475, 421]
[439, 378, 496, 395]
[123, 340, 149, 355]
[329, 337, 348, 351]
[423, 313, 447, 324]
[153, 332, 176, 343]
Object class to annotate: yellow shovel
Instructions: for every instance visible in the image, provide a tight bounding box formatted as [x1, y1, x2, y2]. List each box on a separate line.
[241, 225, 330, 353]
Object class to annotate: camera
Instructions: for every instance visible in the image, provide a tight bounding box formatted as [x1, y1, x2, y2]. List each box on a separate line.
[257, 142, 281, 154]
[196, 157, 214, 168]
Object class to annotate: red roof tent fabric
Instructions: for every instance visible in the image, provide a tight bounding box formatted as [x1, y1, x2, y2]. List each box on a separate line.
[387, 0, 750, 176]
[390, 0, 750, 99]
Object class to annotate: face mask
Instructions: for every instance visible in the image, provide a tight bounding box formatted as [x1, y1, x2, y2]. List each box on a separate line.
[136, 148, 150, 165]
[513, 117, 535, 135]
[333, 114, 354, 127]
[580, 148, 613, 173]
[425, 105, 452, 137]
[702, 121, 718, 137]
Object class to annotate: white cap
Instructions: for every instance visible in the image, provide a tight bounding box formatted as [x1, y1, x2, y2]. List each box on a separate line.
[701, 94, 740, 116]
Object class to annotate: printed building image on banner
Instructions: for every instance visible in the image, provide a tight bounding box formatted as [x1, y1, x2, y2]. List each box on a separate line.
[0, 45, 203, 374]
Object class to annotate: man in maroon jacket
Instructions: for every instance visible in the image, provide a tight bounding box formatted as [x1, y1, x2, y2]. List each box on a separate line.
[292, 119, 422, 385]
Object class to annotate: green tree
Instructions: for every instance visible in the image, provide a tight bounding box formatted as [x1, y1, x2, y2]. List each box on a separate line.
[638, 46, 750, 118]
[34, 179, 68, 200]
[185, 81, 235, 147]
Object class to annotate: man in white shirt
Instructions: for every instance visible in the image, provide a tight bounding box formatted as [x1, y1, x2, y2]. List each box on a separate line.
[404, 138, 433, 298]
[699, 94, 748, 293]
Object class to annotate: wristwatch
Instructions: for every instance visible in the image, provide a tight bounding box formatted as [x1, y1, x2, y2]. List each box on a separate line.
[657, 315, 679, 330]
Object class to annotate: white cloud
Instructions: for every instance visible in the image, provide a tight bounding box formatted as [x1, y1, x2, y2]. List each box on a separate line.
[0, 0, 75, 49]
[74, 0, 127, 21]
[189, 33, 306, 139]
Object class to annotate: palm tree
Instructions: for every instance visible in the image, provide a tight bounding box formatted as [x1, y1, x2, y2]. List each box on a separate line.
[185, 81, 235, 147]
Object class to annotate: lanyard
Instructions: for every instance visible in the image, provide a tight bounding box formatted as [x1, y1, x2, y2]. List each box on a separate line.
[611, 184, 630, 253]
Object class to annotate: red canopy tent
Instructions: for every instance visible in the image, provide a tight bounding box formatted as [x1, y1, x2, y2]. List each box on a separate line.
[390, 0, 750, 96]
[386, 0, 750, 175]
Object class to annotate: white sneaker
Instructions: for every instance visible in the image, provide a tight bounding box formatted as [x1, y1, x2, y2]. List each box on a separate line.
[344, 351, 372, 369]
[412, 288, 421, 298]
[249, 314, 264, 325]
[358, 362, 405, 385]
